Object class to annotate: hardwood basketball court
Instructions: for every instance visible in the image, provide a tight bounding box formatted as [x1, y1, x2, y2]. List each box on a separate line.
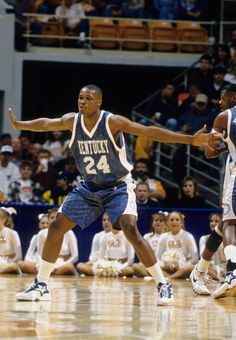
[0, 275, 235, 339]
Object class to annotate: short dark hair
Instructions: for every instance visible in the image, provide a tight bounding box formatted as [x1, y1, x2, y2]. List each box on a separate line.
[20, 160, 33, 169]
[82, 84, 103, 99]
[199, 54, 212, 63]
[222, 84, 236, 94]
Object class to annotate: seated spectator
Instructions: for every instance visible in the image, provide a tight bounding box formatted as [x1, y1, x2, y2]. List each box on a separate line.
[199, 212, 226, 281]
[0, 207, 22, 274]
[157, 211, 198, 279]
[19, 132, 34, 160]
[187, 54, 213, 97]
[43, 171, 72, 204]
[37, 208, 78, 275]
[132, 212, 167, 278]
[152, 0, 178, 20]
[43, 131, 68, 164]
[134, 135, 154, 162]
[93, 227, 135, 277]
[18, 212, 50, 274]
[8, 160, 45, 203]
[178, 0, 208, 21]
[122, 0, 145, 19]
[14, 0, 43, 50]
[32, 148, 58, 191]
[208, 66, 230, 111]
[144, 82, 178, 131]
[101, 0, 123, 17]
[135, 182, 162, 208]
[178, 93, 214, 134]
[55, 0, 89, 48]
[0, 133, 12, 147]
[178, 82, 202, 116]
[11, 137, 23, 166]
[29, 142, 43, 163]
[224, 61, 236, 84]
[213, 44, 232, 70]
[132, 158, 166, 201]
[0, 145, 20, 197]
[77, 212, 113, 275]
[175, 175, 207, 208]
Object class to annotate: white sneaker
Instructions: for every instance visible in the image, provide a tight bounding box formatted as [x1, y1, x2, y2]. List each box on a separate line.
[16, 278, 51, 301]
[190, 265, 210, 295]
[157, 282, 174, 305]
[211, 270, 236, 299]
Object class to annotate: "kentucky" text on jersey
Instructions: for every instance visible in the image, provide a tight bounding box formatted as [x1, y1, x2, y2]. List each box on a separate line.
[77, 140, 109, 155]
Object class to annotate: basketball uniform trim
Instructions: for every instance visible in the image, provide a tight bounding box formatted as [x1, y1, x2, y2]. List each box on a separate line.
[69, 113, 79, 148]
[81, 110, 105, 138]
[106, 114, 133, 174]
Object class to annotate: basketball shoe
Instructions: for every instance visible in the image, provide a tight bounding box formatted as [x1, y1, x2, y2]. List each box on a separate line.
[211, 270, 236, 299]
[190, 265, 210, 295]
[157, 282, 174, 305]
[16, 278, 51, 301]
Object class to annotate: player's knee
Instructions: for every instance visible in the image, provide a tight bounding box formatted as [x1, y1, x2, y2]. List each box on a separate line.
[206, 229, 223, 252]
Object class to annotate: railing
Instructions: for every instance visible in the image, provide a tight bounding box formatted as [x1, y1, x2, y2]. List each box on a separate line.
[131, 58, 224, 208]
[22, 13, 217, 52]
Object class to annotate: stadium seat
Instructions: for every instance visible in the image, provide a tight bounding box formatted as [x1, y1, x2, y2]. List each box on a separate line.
[176, 22, 208, 53]
[148, 21, 177, 52]
[118, 19, 149, 50]
[90, 18, 119, 49]
[40, 21, 64, 47]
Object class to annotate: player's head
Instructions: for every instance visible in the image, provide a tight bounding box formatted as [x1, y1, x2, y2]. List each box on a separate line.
[219, 84, 236, 111]
[78, 84, 103, 115]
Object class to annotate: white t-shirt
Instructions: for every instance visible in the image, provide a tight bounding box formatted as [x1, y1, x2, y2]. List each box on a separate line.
[144, 232, 162, 253]
[89, 230, 106, 262]
[156, 229, 198, 264]
[24, 234, 38, 262]
[0, 226, 22, 261]
[0, 162, 20, 195]
[55, 3, 85, 29]
[100, 231, 135, 266]
[37, 228, 78, 264]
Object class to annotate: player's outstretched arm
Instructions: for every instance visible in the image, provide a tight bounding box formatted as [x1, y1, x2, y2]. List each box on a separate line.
[8, 107, 75, 132]
[110, 115, 211, 147]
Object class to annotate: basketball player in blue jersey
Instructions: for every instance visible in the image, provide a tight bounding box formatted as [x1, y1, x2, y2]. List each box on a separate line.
[9, 84, 212, 305]
[191, 84, 236, 298]
[190, 85, 236, 296]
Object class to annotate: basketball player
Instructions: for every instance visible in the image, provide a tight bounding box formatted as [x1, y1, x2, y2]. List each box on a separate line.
[9, 84, 210, 305]
[190, 84, 236, 298]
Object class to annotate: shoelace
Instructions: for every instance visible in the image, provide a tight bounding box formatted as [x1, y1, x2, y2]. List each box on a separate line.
[160, 284, 170, 298]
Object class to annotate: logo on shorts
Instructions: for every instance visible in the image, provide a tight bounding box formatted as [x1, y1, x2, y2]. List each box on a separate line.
[223, 203, 230, 215]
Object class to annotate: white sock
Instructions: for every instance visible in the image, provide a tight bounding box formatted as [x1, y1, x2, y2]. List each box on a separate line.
[224, 245, 236, 263]
[197, 258, 210, 273]
[146, 262, 167, 285]
[37, 258, 55, 284]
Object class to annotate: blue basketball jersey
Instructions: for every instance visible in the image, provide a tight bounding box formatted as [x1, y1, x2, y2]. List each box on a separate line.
[69, 110, 133, 188]
[223, 106, 236, 164]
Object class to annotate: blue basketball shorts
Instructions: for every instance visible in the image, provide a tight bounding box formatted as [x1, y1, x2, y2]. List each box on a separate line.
[58, 180, 137, 229]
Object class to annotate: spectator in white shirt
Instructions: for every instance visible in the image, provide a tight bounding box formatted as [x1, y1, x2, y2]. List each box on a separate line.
[0, 145, 20, 197]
